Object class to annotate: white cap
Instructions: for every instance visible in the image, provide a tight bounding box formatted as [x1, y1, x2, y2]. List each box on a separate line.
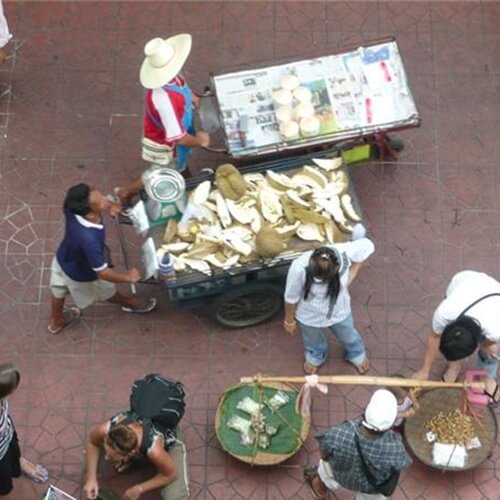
[362, 389, 397, 432]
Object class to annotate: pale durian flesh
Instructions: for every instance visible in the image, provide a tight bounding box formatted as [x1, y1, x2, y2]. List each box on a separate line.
[163, 158, 359, 273]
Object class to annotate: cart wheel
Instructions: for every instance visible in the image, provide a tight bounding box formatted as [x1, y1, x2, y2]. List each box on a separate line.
[213, 283, 283, 328]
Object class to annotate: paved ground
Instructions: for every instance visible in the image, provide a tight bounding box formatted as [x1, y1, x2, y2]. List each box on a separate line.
[0, 1, 499, 499]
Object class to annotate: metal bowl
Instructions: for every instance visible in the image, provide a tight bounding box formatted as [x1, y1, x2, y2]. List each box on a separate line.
[142, 166, 186, 203]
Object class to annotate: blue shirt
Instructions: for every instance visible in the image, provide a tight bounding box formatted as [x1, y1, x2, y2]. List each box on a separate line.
[56, 211, 108, 282]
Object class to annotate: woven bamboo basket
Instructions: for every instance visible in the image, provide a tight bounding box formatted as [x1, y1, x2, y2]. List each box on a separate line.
[404, 388, 497, 470]
[215, 381, 311, 466]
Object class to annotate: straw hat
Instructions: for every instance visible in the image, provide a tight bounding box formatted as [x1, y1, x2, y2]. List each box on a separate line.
[140, 34, 192, 89]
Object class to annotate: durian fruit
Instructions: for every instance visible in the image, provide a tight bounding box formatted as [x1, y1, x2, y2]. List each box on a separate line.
[255, 226, 285, 258]
[215, 163, 247, 200]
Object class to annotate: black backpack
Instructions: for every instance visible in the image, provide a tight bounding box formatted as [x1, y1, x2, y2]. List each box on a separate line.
[128, 374, 185, 449]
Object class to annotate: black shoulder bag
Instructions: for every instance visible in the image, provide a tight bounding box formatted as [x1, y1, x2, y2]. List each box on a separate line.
[352, 426, 399, 497]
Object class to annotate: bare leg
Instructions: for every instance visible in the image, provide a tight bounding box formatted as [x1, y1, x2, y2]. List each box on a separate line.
[115, 177, 144, 204]
[442, 361, 462, 382]
[49, 296, 66, 331]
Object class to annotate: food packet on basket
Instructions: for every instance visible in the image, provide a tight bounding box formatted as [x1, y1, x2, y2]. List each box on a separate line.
[237, 397, 263, 416]
[265, 391, 290, 412]
[227, 415, 252, 434]
[465, 436, 481, 450]
[257, 433, 270, 449]
[240, 429, 255, 446]
[432, 443, 468, 468]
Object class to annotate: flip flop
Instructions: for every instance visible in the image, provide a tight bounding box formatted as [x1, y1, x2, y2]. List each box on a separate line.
[347, 357, 370, 375]
[22, 462, 49, 484]
[47, 307, 82, 335]
[303, 466, 325, 499]
[121, 297, 157, 314]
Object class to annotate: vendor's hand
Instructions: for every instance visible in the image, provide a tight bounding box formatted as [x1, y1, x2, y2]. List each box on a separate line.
[284, 320, 298, 336]
[126, 268, 141, 283]
[196, 131, 210, 147]
[413, 369, 430, 381]
[122, 485, 143, 500]
[109, 202, 123, 218]
[480, 340, 499, 359]
[83, 478, 99, 500]
[405, 407, 417, 419]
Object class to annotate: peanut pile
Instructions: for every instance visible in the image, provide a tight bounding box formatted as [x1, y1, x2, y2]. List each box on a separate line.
[425, 408, 475, 445]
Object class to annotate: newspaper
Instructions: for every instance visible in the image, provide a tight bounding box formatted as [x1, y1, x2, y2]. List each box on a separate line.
[213, 40, 419, 155]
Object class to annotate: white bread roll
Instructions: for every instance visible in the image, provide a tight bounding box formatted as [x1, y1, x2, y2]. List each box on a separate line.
[280, 74, 300, 91]
[294, 102, 315, 121]
[299, 116, 320, 137]
[273, 89, 293, 108]
[293, 86, 312, 104]
[275, 106, 293, 124]
[279, 120, 299, 141]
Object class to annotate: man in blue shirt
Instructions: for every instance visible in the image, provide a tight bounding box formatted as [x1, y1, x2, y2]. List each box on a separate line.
[48, 183, 156, 334]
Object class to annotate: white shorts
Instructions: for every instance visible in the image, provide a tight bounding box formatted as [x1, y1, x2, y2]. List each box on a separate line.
[317, 460, 388, 500]
[49, 257, 116, 309]
[161, 429, 189, 500]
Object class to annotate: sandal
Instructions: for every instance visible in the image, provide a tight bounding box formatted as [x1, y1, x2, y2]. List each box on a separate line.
[121, 297, 157, 314]
[484, 381, 500, 407]
[47, 307, 82, 335]
[303, 465, 325, 499]
[303, 361, 318, 375]
[348, 357, 370, 375]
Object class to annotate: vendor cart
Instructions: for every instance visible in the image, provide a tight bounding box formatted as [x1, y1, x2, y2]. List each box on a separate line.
[119, 147, 363, 328]
[202, 37, 419, 162]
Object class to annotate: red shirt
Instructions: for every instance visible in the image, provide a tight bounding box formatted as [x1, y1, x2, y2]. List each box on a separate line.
[144, 76, 188, 147]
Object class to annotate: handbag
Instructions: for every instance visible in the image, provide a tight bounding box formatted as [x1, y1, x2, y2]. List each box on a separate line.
[352, 425, 400, 497]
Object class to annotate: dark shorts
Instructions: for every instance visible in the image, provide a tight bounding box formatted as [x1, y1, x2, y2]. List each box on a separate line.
[0, 430, 21, 496]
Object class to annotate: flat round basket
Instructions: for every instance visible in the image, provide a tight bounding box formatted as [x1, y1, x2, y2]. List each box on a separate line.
[404, 388, 497, 470]
[215, 381, 311, 466]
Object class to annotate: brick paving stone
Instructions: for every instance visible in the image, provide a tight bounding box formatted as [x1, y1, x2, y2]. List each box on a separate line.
[1, 1, 500, 498]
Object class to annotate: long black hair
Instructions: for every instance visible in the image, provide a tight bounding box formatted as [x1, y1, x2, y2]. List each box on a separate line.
[304, 247, 341, 315]
[63, 183, 91, 216]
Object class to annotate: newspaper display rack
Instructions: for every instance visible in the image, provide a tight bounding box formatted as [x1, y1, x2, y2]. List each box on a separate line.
[211, 37, 420, 158]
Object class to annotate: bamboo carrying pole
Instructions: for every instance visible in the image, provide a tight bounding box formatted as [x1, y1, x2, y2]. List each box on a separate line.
[240, 374, 486, 390]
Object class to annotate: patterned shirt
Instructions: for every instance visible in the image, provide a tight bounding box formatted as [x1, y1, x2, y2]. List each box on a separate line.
[284, 238, 375, 327]
[0, 399, 14, 460]
[316, 418, 412, 494]
[144, 76, 189, 147]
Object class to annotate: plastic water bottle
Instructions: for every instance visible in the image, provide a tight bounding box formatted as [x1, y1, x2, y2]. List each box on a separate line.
[158, 252, 176, 285]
